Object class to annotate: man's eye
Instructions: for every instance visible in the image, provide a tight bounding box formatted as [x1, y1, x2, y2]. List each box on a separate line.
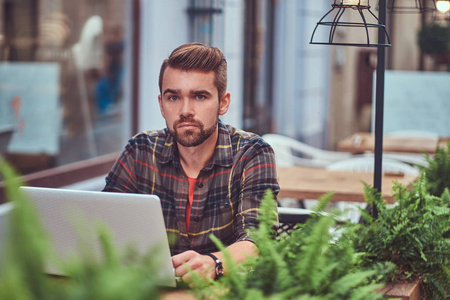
[196, 95, 205, 100]
[168, 96, 178, 101]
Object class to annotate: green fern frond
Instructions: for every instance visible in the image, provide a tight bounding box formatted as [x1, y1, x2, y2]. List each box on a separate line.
[441, 188, 450, 206]
[0, 159, 170, 300]
[353, 174, 450, 299]
[420, 142, 450, 197]
[0, 158, 51, 300]
[190, 190, 385, 299]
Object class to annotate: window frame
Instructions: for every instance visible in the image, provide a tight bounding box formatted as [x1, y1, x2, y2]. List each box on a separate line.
[0, 0, 141, 202]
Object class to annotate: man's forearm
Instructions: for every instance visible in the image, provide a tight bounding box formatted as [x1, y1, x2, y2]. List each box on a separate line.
[172, 241, 257, 281]
[210, 240, 257, 275]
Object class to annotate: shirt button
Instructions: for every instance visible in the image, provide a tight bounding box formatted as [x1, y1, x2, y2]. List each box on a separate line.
[193, 216, 200, 222]
[224, 202, 229, 207]
[197, 182, 203, 188]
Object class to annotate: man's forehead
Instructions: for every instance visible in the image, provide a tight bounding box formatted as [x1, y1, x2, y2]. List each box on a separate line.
[161, 67, 217, 91]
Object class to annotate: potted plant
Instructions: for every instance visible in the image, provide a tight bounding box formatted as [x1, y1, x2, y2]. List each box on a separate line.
[190, 191, 388, 299]
[348, 177, 450, 299]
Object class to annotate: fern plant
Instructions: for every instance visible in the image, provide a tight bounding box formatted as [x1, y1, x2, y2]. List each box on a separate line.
[350, 176, 450, 299]
[0, 158, 164, 300]
[420, 142, 450, 198]
[190, 190, 387, 300]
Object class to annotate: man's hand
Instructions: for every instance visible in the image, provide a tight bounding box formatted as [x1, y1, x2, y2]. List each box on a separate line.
[172, 241, 257, 283]
[172, 250, 216, 282]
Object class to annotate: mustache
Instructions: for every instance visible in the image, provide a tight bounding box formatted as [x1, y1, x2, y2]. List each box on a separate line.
[173, 115, 203, 128]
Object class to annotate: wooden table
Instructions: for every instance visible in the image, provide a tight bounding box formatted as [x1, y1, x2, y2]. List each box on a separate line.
[162, 283, 421, 300]
[277, 166, 417, 204]
[337, 132, 449, 154]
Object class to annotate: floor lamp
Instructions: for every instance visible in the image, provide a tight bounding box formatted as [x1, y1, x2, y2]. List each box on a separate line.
[310, 0, 391, 218]
[373, 0, 388, 218]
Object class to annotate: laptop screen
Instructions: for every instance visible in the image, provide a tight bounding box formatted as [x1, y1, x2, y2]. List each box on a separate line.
[19, 186, 176, 287]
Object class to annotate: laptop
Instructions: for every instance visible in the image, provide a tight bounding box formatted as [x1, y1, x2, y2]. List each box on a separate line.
[19, 186, 176, 287]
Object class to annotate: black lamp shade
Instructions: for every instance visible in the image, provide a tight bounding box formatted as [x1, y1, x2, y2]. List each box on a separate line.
[310, 0, 391, 47]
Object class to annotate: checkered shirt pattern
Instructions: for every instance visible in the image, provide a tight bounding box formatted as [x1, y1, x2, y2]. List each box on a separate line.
[103, 120, 279, 255]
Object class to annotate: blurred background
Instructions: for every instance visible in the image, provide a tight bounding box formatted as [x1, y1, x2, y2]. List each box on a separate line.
[0, 0, 449, 195]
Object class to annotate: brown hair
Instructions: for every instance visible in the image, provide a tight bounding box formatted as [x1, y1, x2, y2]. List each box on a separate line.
[158, 43, 227, 99]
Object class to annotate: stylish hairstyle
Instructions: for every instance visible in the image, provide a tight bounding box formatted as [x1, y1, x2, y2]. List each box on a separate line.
[158, 43, 227, 99]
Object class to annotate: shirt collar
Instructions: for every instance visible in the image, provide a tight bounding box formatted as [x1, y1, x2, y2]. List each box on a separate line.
[159, 119, 234, 168]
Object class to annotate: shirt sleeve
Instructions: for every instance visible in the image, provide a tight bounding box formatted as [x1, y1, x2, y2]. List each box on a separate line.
[103, 141, 139, 193]
[234, 143, 279, 242]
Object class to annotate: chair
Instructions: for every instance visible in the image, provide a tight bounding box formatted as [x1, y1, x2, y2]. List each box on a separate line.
[327, 156, 420, 174]
[263, 133, 353, 209]
[326, 156, 419, 223]
[276, 206, 347, 238]
[277, 207, 313, 236]
[381, 130, 436, 168]
[262, 133, 353, 208]
[362, 152, 429, 168]
[262, 133, 352, 168]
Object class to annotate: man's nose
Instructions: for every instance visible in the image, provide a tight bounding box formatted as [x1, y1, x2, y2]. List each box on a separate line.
[180, 98, 194, 116]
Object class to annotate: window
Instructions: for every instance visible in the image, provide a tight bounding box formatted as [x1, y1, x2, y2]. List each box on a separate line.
[187, 0, 224, 46]
[0, 0, 139, 200]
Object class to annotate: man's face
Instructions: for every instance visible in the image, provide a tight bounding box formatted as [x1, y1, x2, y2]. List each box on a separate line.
[158, 66, 230, 147]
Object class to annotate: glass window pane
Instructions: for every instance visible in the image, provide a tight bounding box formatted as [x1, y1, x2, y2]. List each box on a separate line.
[0, 0, 128, 176]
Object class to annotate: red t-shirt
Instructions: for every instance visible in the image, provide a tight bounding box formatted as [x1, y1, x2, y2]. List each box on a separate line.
[186, 177, 197, 232]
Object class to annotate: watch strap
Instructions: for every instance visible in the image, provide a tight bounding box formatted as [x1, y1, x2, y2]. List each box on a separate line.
[205, 253, 224, 280]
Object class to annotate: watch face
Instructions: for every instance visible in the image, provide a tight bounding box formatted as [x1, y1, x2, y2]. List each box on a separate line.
[216, 262, 224, 278]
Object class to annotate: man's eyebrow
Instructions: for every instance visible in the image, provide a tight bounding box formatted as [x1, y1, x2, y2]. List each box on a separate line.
[163, 88, 180, 95]
[191, 89, 212, 96]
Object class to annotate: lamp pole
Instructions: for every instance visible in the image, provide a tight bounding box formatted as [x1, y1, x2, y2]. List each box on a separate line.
[310, 0, 391, 220]
[373, 0, 387, 218]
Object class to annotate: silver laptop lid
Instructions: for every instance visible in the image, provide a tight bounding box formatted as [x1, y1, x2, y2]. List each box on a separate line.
[19, 186, 176, 287]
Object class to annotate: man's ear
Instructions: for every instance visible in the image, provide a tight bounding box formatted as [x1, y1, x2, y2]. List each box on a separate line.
[158, 94, 165, 118]
[219, 92, 231, 116]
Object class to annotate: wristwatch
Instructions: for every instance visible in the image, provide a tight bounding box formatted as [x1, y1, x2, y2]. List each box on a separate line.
[205, 253, 224, 280]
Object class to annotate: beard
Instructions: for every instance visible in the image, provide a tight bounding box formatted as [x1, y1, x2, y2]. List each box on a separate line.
[168, 115, 218, 147]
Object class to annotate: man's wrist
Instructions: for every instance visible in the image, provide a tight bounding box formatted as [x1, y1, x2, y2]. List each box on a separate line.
[205, 253, 224, 280]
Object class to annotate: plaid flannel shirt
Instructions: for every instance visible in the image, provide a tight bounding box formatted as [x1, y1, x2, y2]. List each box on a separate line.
[103, 120, 279, 255]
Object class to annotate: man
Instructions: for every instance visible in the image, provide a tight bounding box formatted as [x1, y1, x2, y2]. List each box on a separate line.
[103, 43, 279, 282]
